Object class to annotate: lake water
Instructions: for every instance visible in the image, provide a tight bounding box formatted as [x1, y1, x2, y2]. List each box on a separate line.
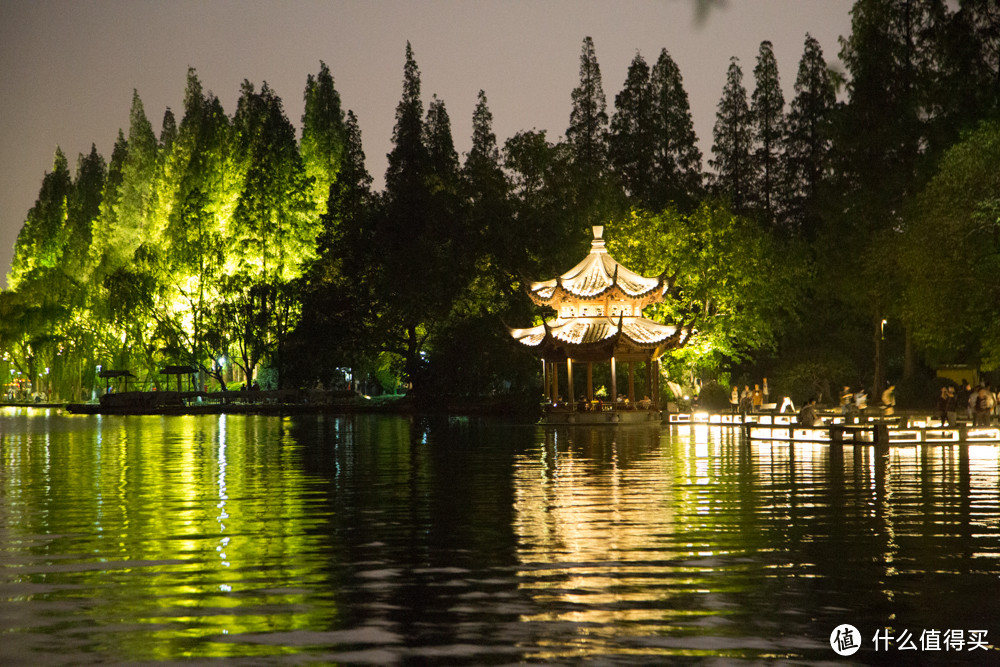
[1, 408, 999, 664]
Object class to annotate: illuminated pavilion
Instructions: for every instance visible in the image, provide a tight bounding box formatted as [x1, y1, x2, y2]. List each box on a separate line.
[509, 226, 690, 422]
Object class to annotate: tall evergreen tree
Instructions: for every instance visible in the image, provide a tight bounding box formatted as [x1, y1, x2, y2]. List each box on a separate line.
[377, 42, 450, 389]
[8, 148, 72, 287]
[424, 95, 460, 190]
[85, 92, 162, 376]
[464, 91, 506, 208]
[385, 42, 428, 207]
[319, 110, 372, 261]
[231, 80, 315, 282]
[462, 89, 522, 310]
[464, 89, 513, 270]
[832, 0, 948, 393]
[609, 54, 656, 207]
[750, 40, 786, 226]
[927, 0, 1000, 152]
[784, 34, 835, 240]
[159, 108, 177, 152]
[710, 57, 754, 215]
[301, 61, 346, 216]
[650, 48, 703, 211]
[567, 36, 609, 174]
[226, 80, 316, 383]
[422, 94, 470, 297]
[154, 70, 234, 380]
[92, 90, 160, 271]
[63, 145, 106, 280]
[289, 108, 376, 388]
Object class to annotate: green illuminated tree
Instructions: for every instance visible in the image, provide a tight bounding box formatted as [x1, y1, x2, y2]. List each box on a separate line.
[62, 145, 106, 281]
[608, 204, 804, 369]
[159, 108, 177, 152]
[901, 119, 1000, 367]
[92, 90, 160, 272]
[289, 109, 377, 387]
[154, 71, 232, 379]
[8, 148, 72, 287]
[301, 61, 346, 216]
[227, 80, 317, 384]
[83, 91, 164, 382]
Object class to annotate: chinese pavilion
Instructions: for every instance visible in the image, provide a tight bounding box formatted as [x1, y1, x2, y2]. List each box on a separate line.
[509, 226, 690, 422]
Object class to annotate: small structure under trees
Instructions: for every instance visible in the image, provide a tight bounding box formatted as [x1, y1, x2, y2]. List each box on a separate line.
[509, 226, 691, 423]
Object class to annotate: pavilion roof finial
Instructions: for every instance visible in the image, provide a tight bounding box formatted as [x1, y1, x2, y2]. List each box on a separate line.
[591, 226, 606, 253]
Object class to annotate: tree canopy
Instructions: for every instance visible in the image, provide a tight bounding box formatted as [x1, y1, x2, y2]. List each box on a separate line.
[4, 3, 1000, 409]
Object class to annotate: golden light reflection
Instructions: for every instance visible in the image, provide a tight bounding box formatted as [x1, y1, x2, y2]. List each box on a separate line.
[514, 421, 1000, 659]
[513, 425, 753, 655]
[0, 414, 339, 661]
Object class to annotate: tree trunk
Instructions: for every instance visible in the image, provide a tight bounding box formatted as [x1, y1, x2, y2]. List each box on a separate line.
[903, 323, 914, 380]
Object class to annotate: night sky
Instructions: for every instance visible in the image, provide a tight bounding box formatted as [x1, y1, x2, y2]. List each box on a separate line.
[0, 0, 853, 288]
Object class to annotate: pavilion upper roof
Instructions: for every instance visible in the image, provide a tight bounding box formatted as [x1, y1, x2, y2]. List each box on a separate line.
[527, 226, 666, 305]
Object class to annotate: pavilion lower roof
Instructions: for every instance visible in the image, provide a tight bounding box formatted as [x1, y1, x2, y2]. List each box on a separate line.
[509, 316, 679, 352]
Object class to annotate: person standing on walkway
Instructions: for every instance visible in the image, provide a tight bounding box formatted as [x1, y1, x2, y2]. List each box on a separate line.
[947, 386, 958, 426]
[840, 386, 854, 418]
[974, 386, 994, 426]
[798, 397, 819, 427]
[956, 379, 970, 416]
[739, 385, 752, 416]
[881, 384, 896, 417]
[937, 386, 951, 426]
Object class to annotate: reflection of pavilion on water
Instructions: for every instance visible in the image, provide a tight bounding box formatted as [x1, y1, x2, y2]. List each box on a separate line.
[510, 226, 690, 424]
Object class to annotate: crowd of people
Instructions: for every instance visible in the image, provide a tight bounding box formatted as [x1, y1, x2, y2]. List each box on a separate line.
[937, 380, 998, 427]
[731, 379, 772, 415]
[795, 379, 998, 428]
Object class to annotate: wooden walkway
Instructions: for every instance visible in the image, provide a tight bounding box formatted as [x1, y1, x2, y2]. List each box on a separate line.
[667, 412, 1000, 444]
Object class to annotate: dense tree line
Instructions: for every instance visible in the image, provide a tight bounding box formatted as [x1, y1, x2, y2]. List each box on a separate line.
[3, 0, 998, 409]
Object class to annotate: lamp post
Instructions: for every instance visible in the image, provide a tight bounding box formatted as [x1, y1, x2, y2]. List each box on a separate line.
[874, 313, 886, 397]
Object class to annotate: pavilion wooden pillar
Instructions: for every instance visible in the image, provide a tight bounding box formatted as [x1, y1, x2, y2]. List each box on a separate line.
[628, 362, 636, 403]
[644, 359, 652, 404]
[610, 356, 617, 406]
[542, 360, 549, 402]
[551, 361, 560, 404]
[651, 358, 661, 409]
[566, 359, 575, 407]
[586, 362, 594, 402]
